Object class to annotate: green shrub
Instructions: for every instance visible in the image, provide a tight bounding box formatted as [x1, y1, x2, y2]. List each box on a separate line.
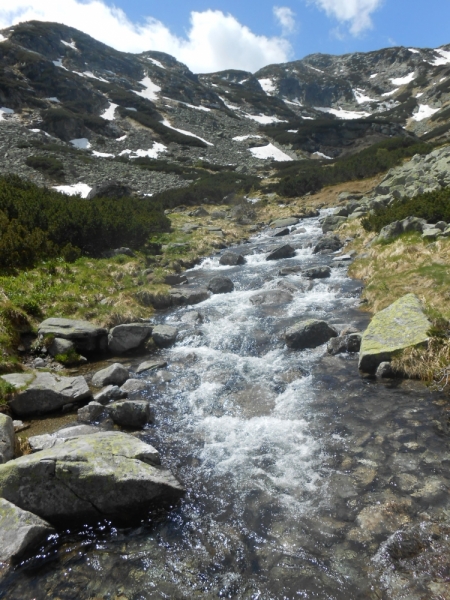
[25, 155, 65, 181]
[0, 378, 15, 405]
[55, 348, 82, 366]
[362, 186, 450, 232]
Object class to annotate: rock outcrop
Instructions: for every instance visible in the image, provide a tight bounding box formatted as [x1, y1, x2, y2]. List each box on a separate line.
[359, 294, 430, 373]
[38, 318, 108, 353]
[2, 372, 91, 418]
[0, 432, 184, 525]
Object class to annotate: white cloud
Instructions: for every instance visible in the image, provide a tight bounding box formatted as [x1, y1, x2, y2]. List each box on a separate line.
[308, 0, 383, 35]
[273, 6, 296, 35]
[0, 2, 292, 73]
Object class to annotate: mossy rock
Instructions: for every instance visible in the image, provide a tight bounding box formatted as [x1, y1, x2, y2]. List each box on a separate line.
[359, 293, 430, 373]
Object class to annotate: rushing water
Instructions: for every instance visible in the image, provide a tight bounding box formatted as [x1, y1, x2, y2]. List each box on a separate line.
[2, 213, 450, 599]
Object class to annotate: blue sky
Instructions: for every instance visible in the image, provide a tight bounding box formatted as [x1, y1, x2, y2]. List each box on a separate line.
[1, 1, 450, 73]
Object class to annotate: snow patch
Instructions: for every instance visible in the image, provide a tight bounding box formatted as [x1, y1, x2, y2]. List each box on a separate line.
[172, 99, 211, 112]
[239, 79, 248, 85]
[431, 49, 450, 66]
[370, 73, 378, 79]
[53, 58, 68, 71]
[353, 89, 376, 104]
[92, 151, 115, 158]
[119, 142, 167, 159]
[382, 88, 399, 97]
[315, 107, 371, 120]
[101, 103, 118, 120]
[54, 183, 92, 198]
[0, 107, 14, 121]
[46, 97, 60, 103]
[284, 98, 303, 106]
[313, 152, 332, 160]
[249, 144, 293, 162]
[390, 72, 415, 86]
[415, 92, 424, 98]
[306, 64, 324, 74]
[162, 119, 213, 146]
[288, 129, 298, 133]
[408, 48, 420, 54]
[244, 114, 287, 124]
[0, 34, 7, 43]
[233, 135, 263, 142]
[258, 78, 277, 95]
[70, 138, 91, 150]
[116, 135, 128, 141]
[30, 128, 51, 137]
[61, 39, 77, 50]
[73, 71, 108, 82]
[147, 57, 165, 69]
[411, 104, 440, 121]
[134, 76, 161, 101]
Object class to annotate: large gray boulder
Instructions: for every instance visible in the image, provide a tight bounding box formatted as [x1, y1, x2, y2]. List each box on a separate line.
[285, 320, 338, 350]
[313, 236, 343, 254]
[219, 252, 246, 266]
[266, 244, 296, 261]
[152, 325, 178, 348]
[321, 215, 347, 233]
[108, 323, 153, 354]
[0, 498, 54, 562]
[169, 288, 210, 306]
[359, 294, 431, 373]
[48, 337, 74, 358]
[0, 414, 14, 464]
[207, 276, 234, 294]
[327, 333, 362, 355]
[77, 402, 105, 424]
[92, 363, 129, 387]
[303, 266, 331, 279]
[108, 400, 151, 429]
[93, 384, 127, 404]
[2, 372, 91, 418]
[38, 318, 108, 353]
[0, 432, 184, 525]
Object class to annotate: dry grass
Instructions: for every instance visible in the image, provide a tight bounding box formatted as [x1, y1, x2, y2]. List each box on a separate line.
[392, 338, 450, 389]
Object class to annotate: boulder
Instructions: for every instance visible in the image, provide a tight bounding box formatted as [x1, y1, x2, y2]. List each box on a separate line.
[0, 432, 184, 525]
[0, 498, 54, 562]
[327, 333, 362, 355]
[121, 379, 147, 393]
[266, 244, 296, 261]
[321, 215, 347, 233]
[94, 385, 127, 404]
[207, 276, 234, 294]
[271, 227, 290, 237]
[136, 359, 168, 375]
[77, 402, 105, 424]
[0, 414, 14, 464]
[359, 294, 431, 373]
[270, 217, 298, 228]
[422, 228, 442, 241]
[334, 206, 349, 217]
[108, 401, 151, 429]
[169, 288, 210, 306]
[303, 266, 331, 279]
[279, 266, 302, 276]
[3, 372, 91, 418]
[38, 318, 108, 353]
[163, 274, 188, 286]
[152, 325, 178, 348]
[48, 337, 74, 358]
[191, 207, 208, 217]
[28, 424, 113, 452]
[108, 323, 153, 354]
[92, 363, 129, 387]
[250, 290, 294, 305]
[377, 220, 403, 241]
[313, 236, 343, 254]
[219, 252, 246, 266]
[285, 320, 338, 350]
[376, 362, 395, 378]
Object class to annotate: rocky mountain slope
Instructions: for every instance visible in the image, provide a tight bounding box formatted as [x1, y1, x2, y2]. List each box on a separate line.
[0, 20, 450, 198]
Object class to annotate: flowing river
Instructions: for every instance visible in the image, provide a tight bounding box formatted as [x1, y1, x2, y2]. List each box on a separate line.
[1, 212, 450, 599]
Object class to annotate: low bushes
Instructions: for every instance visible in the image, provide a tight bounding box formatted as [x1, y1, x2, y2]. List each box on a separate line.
[25, 155, 65, 181]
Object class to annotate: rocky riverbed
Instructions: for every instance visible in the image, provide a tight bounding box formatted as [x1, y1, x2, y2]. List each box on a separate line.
[0, 211, 449, 599]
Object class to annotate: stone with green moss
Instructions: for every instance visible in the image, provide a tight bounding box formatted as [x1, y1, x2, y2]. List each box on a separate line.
[0, 498, 54, 562]
[359, 293, 430, 373]
[0, 431, 184, 525]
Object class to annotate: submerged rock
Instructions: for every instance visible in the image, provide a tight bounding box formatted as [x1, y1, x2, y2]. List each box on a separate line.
[219, 252, 246, 266]
[0, 414, 14, 464]
[250, 290, 293, 305]
[285, 320, 338, 349]
[359, 294, 430, 373]
[2, 372, 91, 418]
[0, 498, 54, 563]
[0, 432, 184, 525]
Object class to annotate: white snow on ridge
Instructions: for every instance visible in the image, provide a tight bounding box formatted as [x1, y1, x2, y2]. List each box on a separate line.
[147, 57, 165, 69]
[353, 89, 376, 104]
[101, 103, 118, 120]
[70, 138, 91, 150]
[92, 151, 115, 158]
[370, 73, 378, 79]
[162, 119, 213, 146]
[431, 49, 450, 66]
[0, 34, 7, 43]
[53, 58, 68, 71]
[119, 142, 167, 159]
[313, 151, 332, 160]
[249, 143, 293, 162]
[233, 135, 262, 142]
[0, 107, 14, 121]
[306, 64, 324, 74]
[73, 71, 108, 83]
[258, 78, 277, 95]
[382, 88, 399, 97]
[46, 97, 60, 103]
[284, 98, 302, 106]
[315, 107, 371, 120]
[412, 104, 440, 121]
[134, 76, 161, 101]
[390, 72, 415, 86]
[415, 92, 424, 98]
[170, 99, 211, 112]
[54, 183, 92, 198]
[288, 129, 298, 133]
[61, 40, 77, 50]
[116, 134, 128, 141]
[408, 48, 420, 54]
[244, 114, 287, 124]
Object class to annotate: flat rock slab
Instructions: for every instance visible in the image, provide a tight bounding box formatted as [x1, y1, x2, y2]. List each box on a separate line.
[0, 414, 14, 464]
[136, 360, 168, 375]
[285, 319, 338, 350]
[3, 372, 91, 418]
[108, 323, 153, 354]
[270, 217, 298, 228]
[0, 432, 184, 525]
[359, 293, 431, 373]
[0, 498, 54, 562]
[38, 318, 107, 353]
[29, 423, 113, 452]
[170, 288, 210, 306]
